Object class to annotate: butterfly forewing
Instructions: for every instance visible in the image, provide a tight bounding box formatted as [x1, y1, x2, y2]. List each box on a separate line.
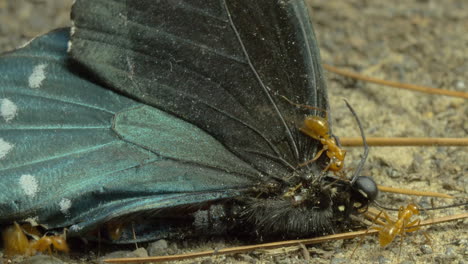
[69, 0, 329, 177]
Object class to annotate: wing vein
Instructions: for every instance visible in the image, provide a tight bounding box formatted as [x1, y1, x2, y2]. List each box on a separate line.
[4, 90, 116, 115]
[222, 0, 300, 161]
[77, 25, 246, 65]
[0, 141, 117, 172]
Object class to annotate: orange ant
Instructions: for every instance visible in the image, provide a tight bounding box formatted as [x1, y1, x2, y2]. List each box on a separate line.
[374, 203, 426, 247]
[280, 96, 348, 174]
[352, 203, 432, 259]
[2, 222, 69, 257]
[300, 115, 346, 172]
[106, 220, 126, 241]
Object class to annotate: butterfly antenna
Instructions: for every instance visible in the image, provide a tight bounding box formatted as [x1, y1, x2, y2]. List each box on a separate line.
[222, 0, 300, 161]
[343, 99, 369, 185]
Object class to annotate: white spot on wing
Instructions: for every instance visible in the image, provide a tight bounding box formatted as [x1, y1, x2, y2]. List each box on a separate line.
[70, 20, 76, 36]
[0, 98, 18, 122]
[19, 174, 39, 197]
[0, 138, 14, 159]
[59, 198, 72, 215]
[67, 40, 72, 53]
[28, 64, 47, 89]
[69, 224, 82, 232]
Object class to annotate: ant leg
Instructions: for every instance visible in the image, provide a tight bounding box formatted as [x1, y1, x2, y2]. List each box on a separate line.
[381, 210, 394, 225]
[51, 236, 69, 253]
[364, 209, 391, 226]
[299, 146, 327, 167]
[398, 217, 410, 261]
[405, 219, 421, 233]
[350, 211, 384, 258]
[334, 169, 346, 180]
[398, 229, 405, 261]
[280, 95, 328, 116]
[422, 230, 434, 257]
[422, 230, 432, 244]
[397, 205, 405, 219]
[373, 217, 388, 227]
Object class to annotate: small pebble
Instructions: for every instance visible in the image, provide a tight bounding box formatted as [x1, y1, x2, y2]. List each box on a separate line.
[361, 243, 371, 250]
[434, 255, 442, 264]
[200, 259, 213, 264]
[147, 239, 169, 256]
[445, 246, 457, 258]
[386, 168, 401, 178]
[455, 80, 465, 89]
[133, 247, 149, 258]
[399, 261, 415, 264]
[19, 255, 64, 264]
[330, 257, 347, 264]
[378, 255, 391, 264]
[420, 244, 433, 254]
[235, 254, 256, 263]
[452, 239, 467, 246]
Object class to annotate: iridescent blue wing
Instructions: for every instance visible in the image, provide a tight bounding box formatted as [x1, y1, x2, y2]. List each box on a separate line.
[69, 0, 329, 176]
[0, 29, 257, 235]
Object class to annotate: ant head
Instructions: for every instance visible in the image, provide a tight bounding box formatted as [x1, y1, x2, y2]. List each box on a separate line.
[329, 160, 343, 171]
[407, 203, 420, 214]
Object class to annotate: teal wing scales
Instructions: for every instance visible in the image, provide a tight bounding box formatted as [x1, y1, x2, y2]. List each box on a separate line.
[0, 29, 257, 234]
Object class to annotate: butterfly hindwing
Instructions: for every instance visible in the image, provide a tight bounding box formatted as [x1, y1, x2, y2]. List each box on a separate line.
[0, 29, 255, 235]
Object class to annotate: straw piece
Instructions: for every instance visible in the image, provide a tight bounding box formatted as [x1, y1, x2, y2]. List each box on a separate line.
[323, 64, 468, 99]
[378, 185, 454, 199]
[104, 213, 468, 263]
[340, 137, 468, 147]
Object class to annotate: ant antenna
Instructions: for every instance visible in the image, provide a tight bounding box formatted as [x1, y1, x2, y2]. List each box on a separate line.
[374, 200, 468, 212]
[343, 99, 369, 185]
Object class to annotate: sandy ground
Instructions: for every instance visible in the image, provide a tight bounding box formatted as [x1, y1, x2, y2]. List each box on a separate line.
[0, 0, 466, 263]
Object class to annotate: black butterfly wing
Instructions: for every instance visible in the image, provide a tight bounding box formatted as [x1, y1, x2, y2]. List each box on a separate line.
[69, 0, 329, 178]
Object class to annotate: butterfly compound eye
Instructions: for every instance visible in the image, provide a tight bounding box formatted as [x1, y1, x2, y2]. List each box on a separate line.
[353, 176, 378, 203]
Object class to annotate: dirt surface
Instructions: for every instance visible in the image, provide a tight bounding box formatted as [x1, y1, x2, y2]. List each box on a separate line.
[0, 0, 466, 263]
